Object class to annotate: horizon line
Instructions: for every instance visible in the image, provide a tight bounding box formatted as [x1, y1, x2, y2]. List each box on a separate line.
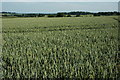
[1, 10, 119, 14]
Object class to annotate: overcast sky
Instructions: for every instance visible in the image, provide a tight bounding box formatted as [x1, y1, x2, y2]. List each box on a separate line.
[2, 2, 118, 13]
[1, 0, 120, 2]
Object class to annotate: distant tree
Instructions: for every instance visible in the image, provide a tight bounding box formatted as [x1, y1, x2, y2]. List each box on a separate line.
[76, 15, 80, 17]
[2, 14, 8, 17]
[14, 14, 23, 17]
[24, 14, 37, 17]
[67, 14, 71, 17]
[38, 14, 45, 17]
[48, 14, 55, 17]
[56, 13, 65, 17]
[93, 13, 100, 16]
[22, 14, 25, 17]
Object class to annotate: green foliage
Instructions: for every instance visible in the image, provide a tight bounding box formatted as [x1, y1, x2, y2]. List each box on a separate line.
[56, 13, 65, 17]
[38, 14, 45, 17]
[67, 14, 71, 17]
[76, 15, 80, 17]
[48, 15, 56, 17]
[2, 16, 119, 78]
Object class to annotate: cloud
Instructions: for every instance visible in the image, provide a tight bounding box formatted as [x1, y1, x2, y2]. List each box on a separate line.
[1, 0, 120, 2]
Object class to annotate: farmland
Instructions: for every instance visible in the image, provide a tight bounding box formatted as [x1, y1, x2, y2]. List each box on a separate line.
[2, 16, 119, 78]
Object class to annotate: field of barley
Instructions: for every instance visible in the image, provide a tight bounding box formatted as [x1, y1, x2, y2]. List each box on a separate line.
[2, 16, 119, 78]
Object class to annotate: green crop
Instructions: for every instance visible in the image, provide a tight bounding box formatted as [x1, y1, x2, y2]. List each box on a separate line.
[2, 16, 119, 79]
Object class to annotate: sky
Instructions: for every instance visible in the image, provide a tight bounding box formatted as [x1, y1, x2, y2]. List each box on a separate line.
[1, 0, 120, 2]
[1, 2, 118, 13]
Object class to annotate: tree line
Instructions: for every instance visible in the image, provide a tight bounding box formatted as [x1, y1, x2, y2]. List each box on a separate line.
[1, 11, 120, 17]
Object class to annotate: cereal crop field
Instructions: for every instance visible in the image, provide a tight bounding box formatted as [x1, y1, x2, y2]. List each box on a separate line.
[2, 16, 119, 78]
